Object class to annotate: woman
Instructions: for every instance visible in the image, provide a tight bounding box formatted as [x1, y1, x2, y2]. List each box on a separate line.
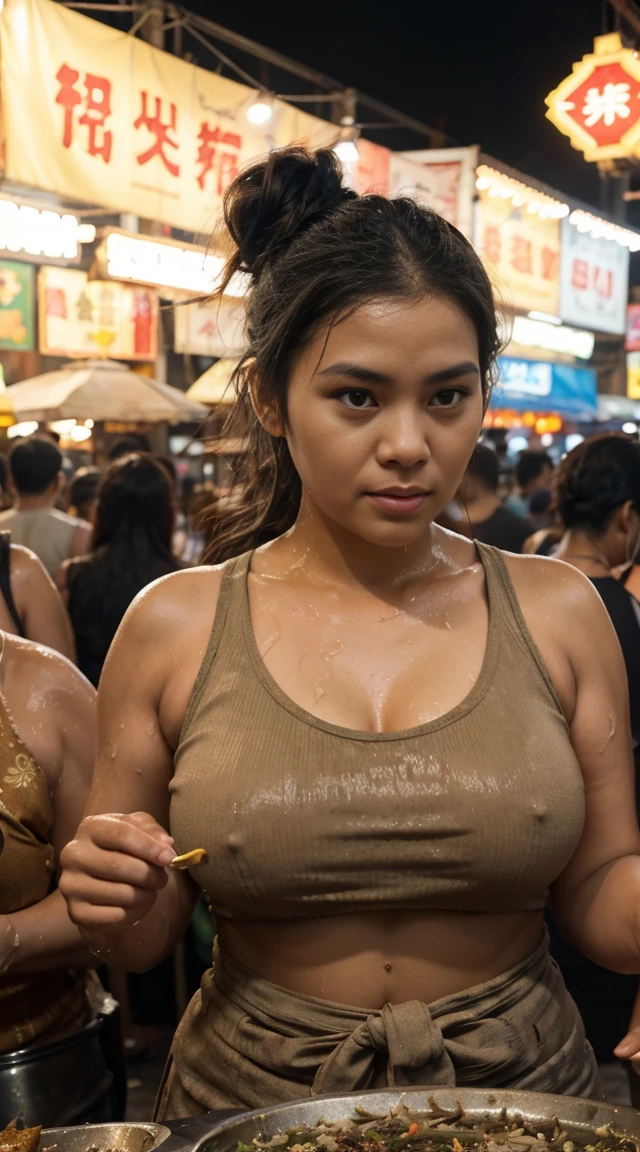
[0, 629, 107, 1124]
[57, 454, 180, 687]
[547, 436, 640, 1088]
[59, 147, 640, 1114]
[66, 466, 101, 524]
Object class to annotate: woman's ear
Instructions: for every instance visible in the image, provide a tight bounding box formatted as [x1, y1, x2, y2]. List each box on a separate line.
[248, 377, 284, 438]
[619, 499, 636, 535]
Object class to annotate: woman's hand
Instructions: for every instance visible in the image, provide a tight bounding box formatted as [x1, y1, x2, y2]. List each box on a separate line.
[59, 811, 175, 934]
[615, 981, 640, 1074]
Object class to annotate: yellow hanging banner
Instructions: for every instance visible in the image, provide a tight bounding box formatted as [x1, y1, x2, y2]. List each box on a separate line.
[0, 0, 337, 233]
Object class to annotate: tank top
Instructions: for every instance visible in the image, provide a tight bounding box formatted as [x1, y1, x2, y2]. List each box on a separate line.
[0, 638, 91, 1051]
[170, 542, 585, 921]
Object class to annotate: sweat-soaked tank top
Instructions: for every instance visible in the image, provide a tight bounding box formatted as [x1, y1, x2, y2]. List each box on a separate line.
[170, 543, 585, 921]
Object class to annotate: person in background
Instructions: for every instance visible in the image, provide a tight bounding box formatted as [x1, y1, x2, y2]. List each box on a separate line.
[0, 456, 13, 512]
[550, 434, 640, 1083]
[66, 466, 101, 525]
[505, 449, 554, 518]
[56, 453, 180, 688]
[0, 629, 110, 1125]
[107, 433, 151, 462]
[460, 442, 533, 552]
[0, 437, 91, 577]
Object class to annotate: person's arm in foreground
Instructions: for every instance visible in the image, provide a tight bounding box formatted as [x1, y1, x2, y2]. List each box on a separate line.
[13, 545, 76, 661]
[0, 651, 96, 973]
[59, 570, 219, 971]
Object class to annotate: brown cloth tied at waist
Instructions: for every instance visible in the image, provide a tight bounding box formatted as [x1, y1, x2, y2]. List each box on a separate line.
[155, 935, 600, 1119]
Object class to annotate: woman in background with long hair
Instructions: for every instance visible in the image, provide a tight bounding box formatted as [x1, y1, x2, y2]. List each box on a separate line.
[56, 453, 179, 686]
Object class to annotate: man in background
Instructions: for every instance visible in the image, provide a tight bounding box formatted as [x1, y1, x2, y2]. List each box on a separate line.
[505, 449, 555, 518]
[461, 443, 533, 553]
[0, 436, 91, 576]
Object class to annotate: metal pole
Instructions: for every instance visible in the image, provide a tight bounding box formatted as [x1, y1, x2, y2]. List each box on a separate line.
[139, 0, 164, 49]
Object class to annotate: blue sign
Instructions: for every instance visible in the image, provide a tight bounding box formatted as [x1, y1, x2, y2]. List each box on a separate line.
[491, 357, 598, 420]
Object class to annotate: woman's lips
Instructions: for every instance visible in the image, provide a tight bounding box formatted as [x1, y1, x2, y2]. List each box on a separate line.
[366, 492, 429, 515]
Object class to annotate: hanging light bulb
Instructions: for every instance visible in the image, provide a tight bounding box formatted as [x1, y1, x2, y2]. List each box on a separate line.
[247, 95, 273, 125]
[334, 138, 359, 163]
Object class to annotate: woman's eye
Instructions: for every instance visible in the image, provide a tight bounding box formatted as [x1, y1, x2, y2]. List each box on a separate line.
[336, 390, 377, 410]
[429, 388, 466, 409]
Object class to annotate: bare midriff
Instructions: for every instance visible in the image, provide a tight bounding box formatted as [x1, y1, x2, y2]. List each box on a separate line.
[217, 908, 544, 1010]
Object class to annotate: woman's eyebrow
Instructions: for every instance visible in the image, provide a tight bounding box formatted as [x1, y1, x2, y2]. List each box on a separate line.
[316, 360, 480, 385]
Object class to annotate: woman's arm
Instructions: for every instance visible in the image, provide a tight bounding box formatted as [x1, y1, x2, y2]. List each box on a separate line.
[60, 567, 221, 972]
[1, 644, 98, 974]
[526, 565, 640, 971]
[11, 545, 76, 660]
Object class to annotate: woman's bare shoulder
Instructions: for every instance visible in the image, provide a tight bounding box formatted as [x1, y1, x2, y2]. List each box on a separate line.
[109, 562, 229, 671]
[502, 551, 606, 615]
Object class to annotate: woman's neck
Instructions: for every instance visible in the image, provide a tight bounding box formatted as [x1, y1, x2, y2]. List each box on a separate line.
[556, 529, 613, 576]
[263, 496, 456, 596]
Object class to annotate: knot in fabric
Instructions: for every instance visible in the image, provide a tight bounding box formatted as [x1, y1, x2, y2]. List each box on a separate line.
[312, 1000, 455, 1095]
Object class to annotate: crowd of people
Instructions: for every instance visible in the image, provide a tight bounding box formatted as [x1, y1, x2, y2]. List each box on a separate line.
[4, 145, 640, 1125]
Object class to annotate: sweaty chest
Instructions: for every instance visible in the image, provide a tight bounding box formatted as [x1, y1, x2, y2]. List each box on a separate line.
[249, 581, 488, 733]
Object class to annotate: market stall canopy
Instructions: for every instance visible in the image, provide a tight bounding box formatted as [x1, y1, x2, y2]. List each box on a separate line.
[186, 358, 239, 406]
[2, 360, 208, 423]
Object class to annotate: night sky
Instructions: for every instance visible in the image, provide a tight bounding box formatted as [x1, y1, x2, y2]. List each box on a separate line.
[182, 0, 609, 211]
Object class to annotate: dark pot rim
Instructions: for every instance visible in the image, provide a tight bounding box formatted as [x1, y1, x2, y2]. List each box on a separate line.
[0, 1016, 103, 1068]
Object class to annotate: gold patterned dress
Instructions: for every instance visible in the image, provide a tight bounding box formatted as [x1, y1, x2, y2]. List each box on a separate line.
[0, 663, 92, 1053]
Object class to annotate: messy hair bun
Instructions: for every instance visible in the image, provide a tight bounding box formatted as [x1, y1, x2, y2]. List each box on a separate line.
[219, 147, 356, 285]
[556, 434, 640, 533]
[205, 145, 500, 562]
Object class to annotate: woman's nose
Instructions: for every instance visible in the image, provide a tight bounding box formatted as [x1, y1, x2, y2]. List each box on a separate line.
[376, 410, 430, 469]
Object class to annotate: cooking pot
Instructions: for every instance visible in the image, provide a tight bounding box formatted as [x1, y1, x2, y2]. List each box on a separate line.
[193, 1086, 640, 1152]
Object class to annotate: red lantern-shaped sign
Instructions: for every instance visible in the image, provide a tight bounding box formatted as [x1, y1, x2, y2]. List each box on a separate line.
[546, 32, 640, 162]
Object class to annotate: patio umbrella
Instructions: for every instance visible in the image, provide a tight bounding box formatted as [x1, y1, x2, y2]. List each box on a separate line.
[2, 360, 208, 423]
[186, 358, 239, 406]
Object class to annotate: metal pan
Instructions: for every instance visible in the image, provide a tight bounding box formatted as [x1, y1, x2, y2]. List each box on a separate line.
[193, 1087, 640, 1152]
[40, 1122, 172, 1152]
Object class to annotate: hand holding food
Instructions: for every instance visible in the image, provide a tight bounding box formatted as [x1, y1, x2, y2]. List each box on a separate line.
[59, 811, 175, 933]
[169, 847, 208, 870]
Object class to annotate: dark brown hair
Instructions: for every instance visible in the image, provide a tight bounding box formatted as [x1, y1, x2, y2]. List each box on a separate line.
[206, 146, 501, 562]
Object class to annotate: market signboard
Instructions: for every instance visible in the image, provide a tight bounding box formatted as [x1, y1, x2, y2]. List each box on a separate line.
[492, 356, 598, 419]
[476, 190, 561, 315]
[174, 296, 246, 357]
[0, 261, 35, 351]
[559, 219, 629, 334]
[0, 0, 337, 235]
[626, 304, 640, 351]
[38, 267, 158, 360]
[390, 147, 478, 238]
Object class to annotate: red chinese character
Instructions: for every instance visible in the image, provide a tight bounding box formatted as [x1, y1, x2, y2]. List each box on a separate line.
[593, 266, 613, 299]
[55, 64, 82, 149]
[572, 258, 589, 290]
[135, 92, 180, 177]
[511, 235, 533, 275]
[541, 246, 559, 281]
[78, 73, 113, 162]
[196, 123, 241, 192]
[484, 224, 501, 265]
[55, 63, 113, 162]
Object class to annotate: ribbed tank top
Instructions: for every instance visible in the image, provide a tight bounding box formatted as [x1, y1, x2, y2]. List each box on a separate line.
[170, 542, 585, 921]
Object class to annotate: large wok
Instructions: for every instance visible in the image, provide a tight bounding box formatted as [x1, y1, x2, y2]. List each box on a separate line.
[193, 1087, 640, 1152]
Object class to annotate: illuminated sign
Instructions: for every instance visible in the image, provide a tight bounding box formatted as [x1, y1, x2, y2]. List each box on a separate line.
[545, 32, 640, 163]
[100, 231, 248, 297]
[510, 316, 595, 360]
[0, 197, 79, 261]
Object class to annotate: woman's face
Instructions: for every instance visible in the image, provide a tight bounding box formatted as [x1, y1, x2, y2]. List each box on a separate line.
[277, 294, 485, 549]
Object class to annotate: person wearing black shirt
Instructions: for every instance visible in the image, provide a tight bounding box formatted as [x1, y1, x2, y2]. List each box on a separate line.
[461, 443, 533, 552]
